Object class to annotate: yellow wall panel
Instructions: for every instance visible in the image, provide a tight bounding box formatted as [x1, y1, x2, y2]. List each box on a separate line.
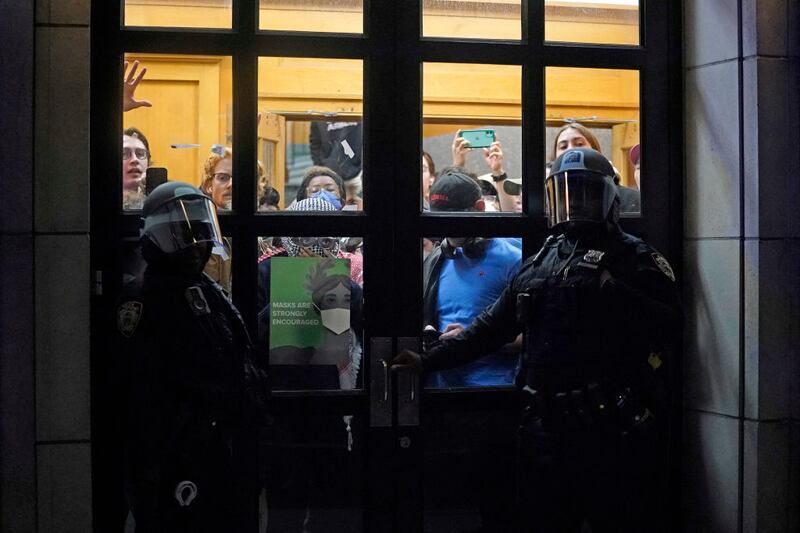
[259, 7, 362, 32]
[125, 4, 230, 28]
[123, 55, 228, 186]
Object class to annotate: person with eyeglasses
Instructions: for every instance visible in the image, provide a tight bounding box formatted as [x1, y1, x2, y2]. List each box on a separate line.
[121, 60, 153, 211]
[201, 145, 234, 211]
[199, 146, 235, 292]
[295, 165, 362, 211]
[122, 127, 151, 210]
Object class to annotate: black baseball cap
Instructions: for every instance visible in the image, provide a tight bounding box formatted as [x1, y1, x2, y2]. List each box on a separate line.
[429, 168, 482, 211]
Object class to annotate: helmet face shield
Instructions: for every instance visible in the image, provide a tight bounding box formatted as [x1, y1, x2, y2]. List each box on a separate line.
[545, 170, 617, 228]
[142, 196, 225, 257]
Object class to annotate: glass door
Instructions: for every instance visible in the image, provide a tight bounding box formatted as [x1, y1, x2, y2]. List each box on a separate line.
[391, 1, 680, 531]
[91, 0, 681, 531]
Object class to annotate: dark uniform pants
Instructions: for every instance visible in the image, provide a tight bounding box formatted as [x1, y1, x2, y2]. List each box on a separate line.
[515, 416, 663, 533]
[128, 431, 258, 533]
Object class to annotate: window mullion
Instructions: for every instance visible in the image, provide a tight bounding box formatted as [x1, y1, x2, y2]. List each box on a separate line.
[231, 42, 258, 332]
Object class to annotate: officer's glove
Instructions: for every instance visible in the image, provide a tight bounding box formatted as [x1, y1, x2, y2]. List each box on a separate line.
[390, 350, 424, 374]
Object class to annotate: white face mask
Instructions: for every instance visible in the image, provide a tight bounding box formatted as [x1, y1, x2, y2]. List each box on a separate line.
[319, 308, 350, 335]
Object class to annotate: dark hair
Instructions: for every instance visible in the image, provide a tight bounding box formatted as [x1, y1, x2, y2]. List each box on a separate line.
[262, 186, 280, 208]
[439, 165, 478, 182]
[549, 123, 602, 162]
[478, 179, 498, 197]
[296, 165, 346, 202]
[422, 151, 436, 177]
[123, 127, 151, 163]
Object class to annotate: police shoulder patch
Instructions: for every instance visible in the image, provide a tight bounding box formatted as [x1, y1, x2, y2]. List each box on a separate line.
[117, 300, 143, 337]
[651, 253, 675, 282]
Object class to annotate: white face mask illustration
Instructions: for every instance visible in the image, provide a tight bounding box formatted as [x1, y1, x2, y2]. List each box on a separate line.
[319, 308, 350, 335]
[314, 281, 351, 335]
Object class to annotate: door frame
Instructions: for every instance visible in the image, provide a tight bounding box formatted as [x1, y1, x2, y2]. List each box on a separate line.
[90, 1, 684, 531]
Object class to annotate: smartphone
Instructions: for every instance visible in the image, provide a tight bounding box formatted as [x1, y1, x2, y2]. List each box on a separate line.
[459, 129, 495, 149]
[145, 167, 168, 195]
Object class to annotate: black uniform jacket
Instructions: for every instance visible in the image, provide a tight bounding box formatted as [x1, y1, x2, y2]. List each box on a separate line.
[117, 268, 259, 487]
[422, 226, 681, 392]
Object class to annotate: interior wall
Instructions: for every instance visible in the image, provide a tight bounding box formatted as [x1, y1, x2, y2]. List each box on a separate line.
[682, 0, 800, 530]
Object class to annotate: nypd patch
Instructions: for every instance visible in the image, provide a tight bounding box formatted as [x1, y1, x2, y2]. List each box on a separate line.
[651, 253, 675, 282]
[583, 250, 605, 264]
[117, 301, 143, 337]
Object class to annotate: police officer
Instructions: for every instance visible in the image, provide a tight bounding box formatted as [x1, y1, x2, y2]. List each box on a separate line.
[117, 182, 267, 532]
[393, 148, 681, 532]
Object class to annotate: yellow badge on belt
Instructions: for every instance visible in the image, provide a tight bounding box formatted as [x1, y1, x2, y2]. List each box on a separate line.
[648, 352, 663, 371]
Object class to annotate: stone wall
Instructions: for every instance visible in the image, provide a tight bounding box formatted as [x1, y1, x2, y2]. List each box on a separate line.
[682, 0, 800, 530]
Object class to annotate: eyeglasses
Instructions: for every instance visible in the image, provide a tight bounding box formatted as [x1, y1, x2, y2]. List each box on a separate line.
[123, 148, 148, 161]
[289, 237, 339, 250]
[307, 184, 340, 195]
[213, 173, 233, 183]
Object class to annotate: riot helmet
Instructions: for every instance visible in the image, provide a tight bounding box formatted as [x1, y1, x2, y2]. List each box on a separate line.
[140, 182, 226, 271]
[545, 148, 619, 230]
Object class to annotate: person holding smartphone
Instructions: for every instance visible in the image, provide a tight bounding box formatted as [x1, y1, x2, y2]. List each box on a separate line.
[452, 130, 522, 212]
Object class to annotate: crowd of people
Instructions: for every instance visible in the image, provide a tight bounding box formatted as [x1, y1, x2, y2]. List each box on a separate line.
[117, 58, 669, 533]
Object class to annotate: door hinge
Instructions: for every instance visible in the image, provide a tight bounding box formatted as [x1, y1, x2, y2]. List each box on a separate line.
[92, 270, 103, 296]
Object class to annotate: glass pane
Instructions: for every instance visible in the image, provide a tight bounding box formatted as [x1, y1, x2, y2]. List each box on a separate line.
[420, 234, 520, 531]
[124, 0, 231, 29]
[545, 66, 640, 215]
[122, 54, 233, 211]
[262, 413, 366, 531]
[422, 0, 521, 40]
[423, 63, 522, 213]
[260, 0, 363, 33]
[423, 408, 517, 532]
[545, 0, 640, 46]
[257, 237, 364, 391]
[421, 236, 522, 389]
[258, 58, 364, 212]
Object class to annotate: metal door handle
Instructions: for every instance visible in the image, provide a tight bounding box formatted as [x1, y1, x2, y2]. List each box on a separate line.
[370, 337, 392, 427]
[381, 359, 389, 403]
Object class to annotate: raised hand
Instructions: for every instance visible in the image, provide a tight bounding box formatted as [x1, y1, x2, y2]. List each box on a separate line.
[451, 132, 470, 167]
[483, 140, 505, 176]
[123, 60, 153, 112]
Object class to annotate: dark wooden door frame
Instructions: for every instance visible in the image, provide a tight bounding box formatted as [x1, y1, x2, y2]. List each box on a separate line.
[90, 1, 684, 531]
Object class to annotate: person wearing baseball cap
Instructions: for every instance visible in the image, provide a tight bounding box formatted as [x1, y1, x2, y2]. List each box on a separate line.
[428, 167, 484, 212]
[423, 166, 523, 530]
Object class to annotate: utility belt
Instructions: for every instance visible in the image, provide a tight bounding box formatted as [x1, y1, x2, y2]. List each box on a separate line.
[519, 382, 653, 433]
